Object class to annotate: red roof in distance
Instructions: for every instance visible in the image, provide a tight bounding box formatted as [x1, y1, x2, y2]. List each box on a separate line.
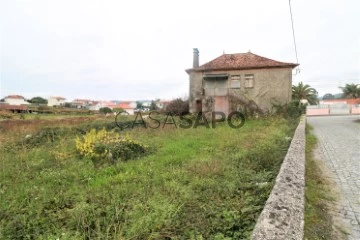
[114, 103, 134, 109]
[5, 95, 25, 99]
[51, 96, 66, 100]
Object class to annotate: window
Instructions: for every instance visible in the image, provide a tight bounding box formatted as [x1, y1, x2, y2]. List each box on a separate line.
[244, 74, 254, 88]
[230, 75, 241, 88]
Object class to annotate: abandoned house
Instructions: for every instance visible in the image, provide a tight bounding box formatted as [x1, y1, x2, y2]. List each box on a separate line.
[185, 49, 299, 115]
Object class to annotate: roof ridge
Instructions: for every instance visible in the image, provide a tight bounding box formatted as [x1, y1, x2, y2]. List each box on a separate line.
[188, 52, 298, 72]
[248, 52, 295, 64]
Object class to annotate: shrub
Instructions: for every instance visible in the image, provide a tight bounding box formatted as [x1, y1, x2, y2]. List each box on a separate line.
[28, 97, 48, 104]
[0, 110, 15, 119]
[149, 100, 158, 110]
[75, 129, 149, 167]
[8, 121, 121, 151]
[165, 98, 189, 115]
[22, 127, 70, 148]
[99, 107, 112, 114]
[271, 100, 305, 119]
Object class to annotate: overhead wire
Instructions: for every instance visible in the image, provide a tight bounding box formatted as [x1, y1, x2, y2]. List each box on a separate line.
[288, 0, 300, 74]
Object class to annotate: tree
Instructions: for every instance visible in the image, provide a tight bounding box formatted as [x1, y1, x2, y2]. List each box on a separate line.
[28, 96, 48, 104]
[136, 101, 144, 110]
[339, 83, 360, 99]
[165, 98, 189, 115]
[292, 82, 318, 105]
[64, 102, 72, 108]
[99, 107, 112, 114]
[149, 100, 158, 111]
[322, 93, 334, 100]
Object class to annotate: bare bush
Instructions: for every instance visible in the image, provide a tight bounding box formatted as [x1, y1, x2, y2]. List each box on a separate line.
[165, 98, 189, 115]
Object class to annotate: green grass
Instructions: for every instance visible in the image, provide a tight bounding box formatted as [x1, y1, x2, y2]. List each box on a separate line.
[304, 124, 348, 240]
[0, 117, 298, 239]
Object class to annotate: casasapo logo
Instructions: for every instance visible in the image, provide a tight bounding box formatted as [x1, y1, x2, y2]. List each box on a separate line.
[115, 111, 245, 130]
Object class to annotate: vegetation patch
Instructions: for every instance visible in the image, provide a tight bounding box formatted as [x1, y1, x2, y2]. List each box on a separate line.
[304, 124, 348, 240]
[75, 128, 150, 167]
[0, 116, 298, 239]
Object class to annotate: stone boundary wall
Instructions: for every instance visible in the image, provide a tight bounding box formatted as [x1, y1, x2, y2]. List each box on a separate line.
[251, 117, 306, 240]
[307, 104, 360, 116]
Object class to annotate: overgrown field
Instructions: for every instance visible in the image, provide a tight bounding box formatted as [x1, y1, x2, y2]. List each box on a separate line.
[0, 116, 298, 239]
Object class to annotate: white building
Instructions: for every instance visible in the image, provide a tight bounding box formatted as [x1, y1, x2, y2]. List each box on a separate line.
[48, 96, 66, 107]
[4, 95, 29, 105]
[88, 101, 115, 111]
[113, 102, 136, 115]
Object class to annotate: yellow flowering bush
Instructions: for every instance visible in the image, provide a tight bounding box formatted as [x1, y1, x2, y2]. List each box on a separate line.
[75, 128, 149, 166]
[75, 128, 109, 158]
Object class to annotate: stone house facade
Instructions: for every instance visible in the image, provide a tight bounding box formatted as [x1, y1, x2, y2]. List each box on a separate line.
[186, 49, 298, 115]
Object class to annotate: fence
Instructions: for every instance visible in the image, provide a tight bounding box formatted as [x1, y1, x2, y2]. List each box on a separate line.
[307, 104, 360, 116]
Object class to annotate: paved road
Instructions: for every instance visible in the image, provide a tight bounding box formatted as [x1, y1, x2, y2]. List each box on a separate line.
[307, 115, 360, 239]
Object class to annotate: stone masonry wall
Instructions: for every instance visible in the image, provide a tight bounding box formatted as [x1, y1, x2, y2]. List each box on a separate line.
[251, 117, 306, 240]
[188, 68, 293, 113]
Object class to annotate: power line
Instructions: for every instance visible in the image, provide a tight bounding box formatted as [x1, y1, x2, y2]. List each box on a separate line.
[288, 0, 299, 66]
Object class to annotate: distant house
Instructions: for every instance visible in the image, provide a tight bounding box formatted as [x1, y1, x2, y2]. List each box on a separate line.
[186, 49, 298, 114]
[48, 96, 66, 107]
[113, 103, 136, 115]
[156, 100, 170, 109]
[88, 101, 116, 111]
[123, 101, 137, 109]
[135, 100, 169, 110]
[72, 99, 94, 109]
[4, 95, 29, 106]
[141, 100, 152, 109]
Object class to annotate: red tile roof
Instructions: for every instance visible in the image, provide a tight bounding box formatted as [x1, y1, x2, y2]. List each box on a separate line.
[51, 96, 66, 100]
[186, 52, 298, 73]
[114, 103, 134, 109]
[73, 99, 91, 102]
[98, 101, 115, 106]
[5, 95, 25, 99]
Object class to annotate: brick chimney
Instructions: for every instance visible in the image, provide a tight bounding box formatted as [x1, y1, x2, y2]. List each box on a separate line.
[193, 48, 199, 68]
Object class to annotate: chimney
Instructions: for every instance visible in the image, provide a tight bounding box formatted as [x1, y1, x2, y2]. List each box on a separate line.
[193, 48, 199, 68]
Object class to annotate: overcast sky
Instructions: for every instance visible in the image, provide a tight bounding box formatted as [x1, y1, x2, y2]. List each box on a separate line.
[0, 0, 359, 101]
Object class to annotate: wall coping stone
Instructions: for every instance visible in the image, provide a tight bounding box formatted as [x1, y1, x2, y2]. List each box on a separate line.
[251, 117, 306, 240]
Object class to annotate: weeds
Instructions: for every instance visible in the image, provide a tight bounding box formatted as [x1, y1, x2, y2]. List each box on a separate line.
[0, 116, 298, 239]
[304, 124, 348, 240]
